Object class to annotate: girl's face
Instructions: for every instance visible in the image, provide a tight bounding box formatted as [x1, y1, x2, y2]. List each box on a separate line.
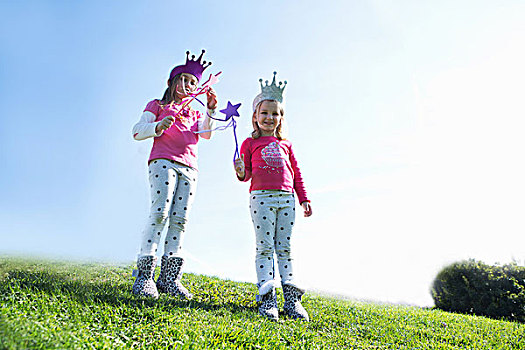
[254, 100, 283, 136]
[175, 73, 198, 98]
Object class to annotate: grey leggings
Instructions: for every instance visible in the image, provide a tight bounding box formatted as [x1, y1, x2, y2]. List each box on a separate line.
[250, 190, 296, 294]
[139, 159, 198, 258]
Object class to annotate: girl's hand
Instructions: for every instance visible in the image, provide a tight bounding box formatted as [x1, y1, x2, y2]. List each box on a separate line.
[155, 115, 175, 133]
[206, 87, 217, 110]
[234, 154, 245, 179]
[301, 202, 313, 217]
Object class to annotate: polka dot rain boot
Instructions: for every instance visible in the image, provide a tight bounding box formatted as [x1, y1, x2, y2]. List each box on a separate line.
[282, 283, 309, 321]
[164, 257, 193, 300]
[132, 255, 159, 299]
[258, 289, 279, 321]
[156, 255, 168, 294]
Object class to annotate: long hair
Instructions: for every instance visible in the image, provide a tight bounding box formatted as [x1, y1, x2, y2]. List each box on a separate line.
[159, 73, 181, 107]
[251, 100, 287, 140]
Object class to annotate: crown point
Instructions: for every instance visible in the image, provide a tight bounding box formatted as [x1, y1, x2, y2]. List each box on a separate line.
[191, 54, 195, 60]
[259, 78, 263, 82]
[197, 50, 205, 62]
[271, 72, 278, 85]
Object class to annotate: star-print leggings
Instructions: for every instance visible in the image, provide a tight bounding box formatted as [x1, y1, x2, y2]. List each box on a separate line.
[250, 190, 296, 294]
[139, 159, 197, 258]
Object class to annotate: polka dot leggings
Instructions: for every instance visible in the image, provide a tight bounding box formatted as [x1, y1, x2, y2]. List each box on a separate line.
[139, 159, 197, 258]
[250, 190, 296, 293]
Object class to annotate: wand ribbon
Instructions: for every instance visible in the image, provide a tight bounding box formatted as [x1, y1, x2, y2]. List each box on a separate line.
[168, 72, 242, 163]
[194, 101, 242, 163]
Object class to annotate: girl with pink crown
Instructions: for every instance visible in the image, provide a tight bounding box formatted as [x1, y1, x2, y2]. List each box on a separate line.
[234, 72, 312, 321]
[131, 50, 218, 299]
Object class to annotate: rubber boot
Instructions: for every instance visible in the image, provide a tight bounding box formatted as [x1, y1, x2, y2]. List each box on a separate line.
[164, 256, 193, 300]
[132, 255, 159, 299]
[282, 283, 309, 321]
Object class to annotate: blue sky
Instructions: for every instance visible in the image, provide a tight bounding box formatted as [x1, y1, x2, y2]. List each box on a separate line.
[1, 0, 524, 306]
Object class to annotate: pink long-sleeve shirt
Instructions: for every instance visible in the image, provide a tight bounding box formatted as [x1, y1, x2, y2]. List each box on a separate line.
[239, 136, 309, 204]
[132, 100, 215, 169]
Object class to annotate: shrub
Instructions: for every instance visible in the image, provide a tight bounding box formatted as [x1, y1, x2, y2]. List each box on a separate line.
[431, 259, 525, 322]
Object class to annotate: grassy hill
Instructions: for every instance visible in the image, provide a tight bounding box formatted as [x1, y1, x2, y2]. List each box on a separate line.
[1, 257, 523, 349]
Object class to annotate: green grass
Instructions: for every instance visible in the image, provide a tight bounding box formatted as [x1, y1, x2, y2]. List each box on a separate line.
[1, 257, 523, 349]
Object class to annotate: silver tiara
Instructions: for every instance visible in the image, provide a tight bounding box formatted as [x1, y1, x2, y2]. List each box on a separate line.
[252, 71, 287, 111]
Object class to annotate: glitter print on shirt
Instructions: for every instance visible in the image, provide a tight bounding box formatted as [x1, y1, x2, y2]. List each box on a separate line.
[260, 141, 284, 173]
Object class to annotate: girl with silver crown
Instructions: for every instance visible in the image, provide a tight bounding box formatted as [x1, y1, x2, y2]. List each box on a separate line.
[234, 72, 312, 321]
[131, 50, 218, 299]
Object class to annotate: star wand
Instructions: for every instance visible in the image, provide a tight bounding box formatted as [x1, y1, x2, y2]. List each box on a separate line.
[195, 101, 242, 163]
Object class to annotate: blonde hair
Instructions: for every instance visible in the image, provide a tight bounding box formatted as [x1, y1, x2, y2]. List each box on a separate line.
[159, 73, 181, 108]
[251, 100, 287, 140]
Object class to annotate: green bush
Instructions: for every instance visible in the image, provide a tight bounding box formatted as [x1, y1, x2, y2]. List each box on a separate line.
[431, 259, 525, 322]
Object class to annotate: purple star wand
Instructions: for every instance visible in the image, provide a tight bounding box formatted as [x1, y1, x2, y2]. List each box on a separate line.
[208, 101, 242, 163]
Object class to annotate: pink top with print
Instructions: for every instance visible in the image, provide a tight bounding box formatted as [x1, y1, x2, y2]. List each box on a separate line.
[144, 100, 203, 169]
[239, 136, 309, 203]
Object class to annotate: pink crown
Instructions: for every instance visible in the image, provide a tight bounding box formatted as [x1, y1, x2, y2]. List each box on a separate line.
[169, 49, 212, 83]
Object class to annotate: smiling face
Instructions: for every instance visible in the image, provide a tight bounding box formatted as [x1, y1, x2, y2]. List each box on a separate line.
[175, 73, 198, 99]
[253, 100, 284, 137]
